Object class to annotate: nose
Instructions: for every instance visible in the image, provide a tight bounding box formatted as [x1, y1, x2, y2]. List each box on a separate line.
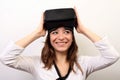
[58, 33, 65, 40]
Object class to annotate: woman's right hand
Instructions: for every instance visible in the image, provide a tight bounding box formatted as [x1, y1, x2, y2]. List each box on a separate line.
[15, 13, 46, 48]
[34, 13, 46, 38]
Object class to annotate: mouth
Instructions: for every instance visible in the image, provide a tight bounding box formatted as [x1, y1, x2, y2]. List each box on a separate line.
[55, 42, 67, 46]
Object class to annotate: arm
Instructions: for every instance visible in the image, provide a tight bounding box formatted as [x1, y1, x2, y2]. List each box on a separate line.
[74, 7, 119, 76]
[0, 13, 45, 73]
[83, 37, 120, 77]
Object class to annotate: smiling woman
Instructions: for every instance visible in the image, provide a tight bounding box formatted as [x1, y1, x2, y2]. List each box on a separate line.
[0, 3, 120, 80]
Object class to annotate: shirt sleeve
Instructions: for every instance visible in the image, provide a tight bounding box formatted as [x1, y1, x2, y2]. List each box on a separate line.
[0, 41, 38, 74]
[80, 37, 120, 77]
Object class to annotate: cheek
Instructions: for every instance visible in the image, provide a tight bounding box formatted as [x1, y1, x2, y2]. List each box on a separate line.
[50, 36, 56, 45]
[68, 35, 73, 42]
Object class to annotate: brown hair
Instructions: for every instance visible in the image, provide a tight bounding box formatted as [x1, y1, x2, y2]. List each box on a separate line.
[41, 31, 83, 74]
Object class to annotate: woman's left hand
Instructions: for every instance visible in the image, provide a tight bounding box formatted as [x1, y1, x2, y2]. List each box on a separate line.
[74, 6, 101, 42]
[74, 6, 86, 34]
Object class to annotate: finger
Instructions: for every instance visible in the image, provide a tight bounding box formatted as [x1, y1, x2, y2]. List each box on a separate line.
[74, 6, 81, 24]
[40, 12, 44, 26]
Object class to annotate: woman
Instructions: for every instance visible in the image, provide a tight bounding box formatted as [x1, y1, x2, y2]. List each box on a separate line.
[0, 7, 119, 80]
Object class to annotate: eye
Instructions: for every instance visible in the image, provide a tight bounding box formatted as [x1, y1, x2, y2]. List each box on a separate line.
[64, 30, 71, 34]
[51, 31, 58, 35]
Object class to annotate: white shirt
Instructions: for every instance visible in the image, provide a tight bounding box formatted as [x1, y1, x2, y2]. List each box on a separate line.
[0, 37, 119, 80]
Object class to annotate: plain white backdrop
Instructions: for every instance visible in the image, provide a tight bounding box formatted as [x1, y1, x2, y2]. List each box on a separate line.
[0, 0, 120, 80]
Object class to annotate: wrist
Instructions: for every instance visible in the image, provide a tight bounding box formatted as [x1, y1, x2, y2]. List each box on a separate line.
[31, 31, 41, 39]
[33, 29, 46, 38]
[80, 27, 89, 35]
[77, 25, 87, 35]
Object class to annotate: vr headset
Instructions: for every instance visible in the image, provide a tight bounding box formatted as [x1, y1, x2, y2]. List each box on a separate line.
[44, 8, 77, 31]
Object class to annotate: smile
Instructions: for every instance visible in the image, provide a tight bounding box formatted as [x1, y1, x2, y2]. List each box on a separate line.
[55, 42, 67, 46]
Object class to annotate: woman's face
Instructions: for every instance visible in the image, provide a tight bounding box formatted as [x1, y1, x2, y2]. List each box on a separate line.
[50, 27, 73, 53]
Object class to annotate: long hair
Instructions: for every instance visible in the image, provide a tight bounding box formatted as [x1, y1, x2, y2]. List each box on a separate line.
[41, 31, 83, 74]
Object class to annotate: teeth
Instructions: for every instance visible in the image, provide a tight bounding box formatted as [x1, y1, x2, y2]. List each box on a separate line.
[56, 42, 66, 45]
[56, 42, 66, 43]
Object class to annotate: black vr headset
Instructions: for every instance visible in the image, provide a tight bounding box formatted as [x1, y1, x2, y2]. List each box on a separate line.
[44, 8, 77, 31]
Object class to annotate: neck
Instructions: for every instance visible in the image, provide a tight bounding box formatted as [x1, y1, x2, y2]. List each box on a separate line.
[55, 51, 68, 63]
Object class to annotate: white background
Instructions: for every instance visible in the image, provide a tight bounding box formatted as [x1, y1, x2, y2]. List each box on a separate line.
[0, 0, 120, 80]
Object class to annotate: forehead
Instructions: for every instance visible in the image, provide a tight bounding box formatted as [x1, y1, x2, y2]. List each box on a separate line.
[52, 27, 73, 31]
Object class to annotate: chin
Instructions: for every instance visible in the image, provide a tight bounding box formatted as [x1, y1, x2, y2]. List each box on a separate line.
[55, 48, 68, 53]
